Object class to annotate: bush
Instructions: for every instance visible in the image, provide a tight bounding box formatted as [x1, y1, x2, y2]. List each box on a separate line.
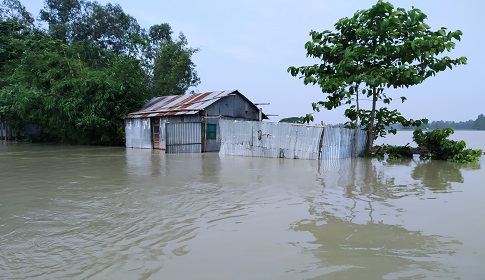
[372, 144, 414, 160]
[413, 128, 483, 163]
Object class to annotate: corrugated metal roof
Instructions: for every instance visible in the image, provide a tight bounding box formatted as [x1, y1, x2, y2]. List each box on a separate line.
[127, 90, 267, 119]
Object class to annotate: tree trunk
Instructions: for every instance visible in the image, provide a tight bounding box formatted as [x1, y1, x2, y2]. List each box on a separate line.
[365, 87, 378, 153]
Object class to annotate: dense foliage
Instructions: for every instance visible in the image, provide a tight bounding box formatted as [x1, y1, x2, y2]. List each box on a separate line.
[413, 128, 482, 163]
[373, 144, 414, 160]
[0, 0, 199, 145]
[288, 1, 466, 153]
[372, 128, 482, 163]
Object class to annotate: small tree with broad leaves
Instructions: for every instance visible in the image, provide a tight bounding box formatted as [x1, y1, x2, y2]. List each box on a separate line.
[288, 0, 467, 153]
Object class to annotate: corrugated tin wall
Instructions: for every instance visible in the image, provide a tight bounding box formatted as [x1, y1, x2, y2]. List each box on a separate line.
[125, 118, 152, 149]
[219, 120, 367, 160]
[159, 115, 202, 150]
[321, 127, 367, 159]
[166, 122, 202, 153]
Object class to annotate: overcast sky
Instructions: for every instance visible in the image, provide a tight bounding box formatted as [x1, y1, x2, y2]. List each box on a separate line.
[24, 0, 484, 124]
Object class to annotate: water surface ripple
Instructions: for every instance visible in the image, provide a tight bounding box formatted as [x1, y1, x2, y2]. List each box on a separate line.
[1, 139, 484, 279]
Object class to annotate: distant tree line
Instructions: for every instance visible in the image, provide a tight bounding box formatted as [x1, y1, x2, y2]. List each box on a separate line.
[281, 114, 485, 131]
[393, 114, 485, 131]
[0, 0, 199, 145]
[279, 117, 303, 124]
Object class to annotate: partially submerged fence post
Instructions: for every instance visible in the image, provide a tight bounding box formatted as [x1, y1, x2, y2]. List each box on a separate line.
[318, 127, 325, 160]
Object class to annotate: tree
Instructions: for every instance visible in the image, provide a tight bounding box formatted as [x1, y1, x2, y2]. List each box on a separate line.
[0, 30, 149, 144]
[279, 117, 303, 124]
[0, 0, 34, 27]
[39, 0, 82, 43]
[151, 33, 200, 95]
[474, 114, 485, 130]
[1, 0, 200, 145]
[39, 0, 199, 96]
[40, 0, 144, 56]
[139, 23, 173, 76]
[72, 1, 144, 56]
[0, 0, 34, 78]
[0, 20, 28, 86]
[0, 2, 35, 130]
[288, 1, 466, 153]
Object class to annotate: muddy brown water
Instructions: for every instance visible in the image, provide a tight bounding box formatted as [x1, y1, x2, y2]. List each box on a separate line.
[1, 131, 485, 279]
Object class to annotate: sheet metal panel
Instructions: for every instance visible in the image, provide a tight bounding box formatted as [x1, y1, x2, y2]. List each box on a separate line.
[317, 127, 367, 159]
[166, 122, 202, 153]
[125, 118, 152, 149]
[219, 120, 367, 160]
[219, 120, 323, 160]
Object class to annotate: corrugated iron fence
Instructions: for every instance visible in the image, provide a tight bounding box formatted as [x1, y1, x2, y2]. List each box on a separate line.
[219, 120, 367, 160]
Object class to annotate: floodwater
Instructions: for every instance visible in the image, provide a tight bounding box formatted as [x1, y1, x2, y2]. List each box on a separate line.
[1, 131, 484, 280]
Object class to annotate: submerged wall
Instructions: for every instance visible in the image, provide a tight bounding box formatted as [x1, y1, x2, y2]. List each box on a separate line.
[219, 120, 367, 160]
[125, 118, 152, 149]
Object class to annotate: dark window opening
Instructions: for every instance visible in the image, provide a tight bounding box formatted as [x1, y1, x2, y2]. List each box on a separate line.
[206, 124, 217, 140]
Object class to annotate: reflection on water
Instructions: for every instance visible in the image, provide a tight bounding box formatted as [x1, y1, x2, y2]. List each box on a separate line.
[411, 160, 480, 191]
[294, 218, 457, 279]
[0, 143, 484, 279]
[295, 158, 462, 279]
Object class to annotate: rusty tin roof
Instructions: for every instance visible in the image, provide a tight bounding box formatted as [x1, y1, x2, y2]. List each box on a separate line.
[127, 90, 267, 119]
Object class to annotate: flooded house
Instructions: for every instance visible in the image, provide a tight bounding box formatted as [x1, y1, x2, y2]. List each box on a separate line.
[125, 90, 268, 153]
